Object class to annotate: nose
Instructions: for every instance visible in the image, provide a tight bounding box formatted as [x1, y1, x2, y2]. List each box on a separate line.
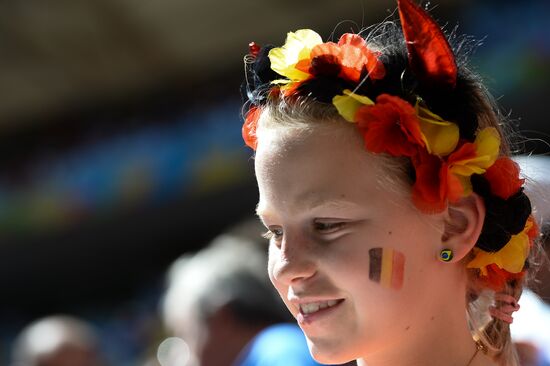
[270, 233, 317, 285]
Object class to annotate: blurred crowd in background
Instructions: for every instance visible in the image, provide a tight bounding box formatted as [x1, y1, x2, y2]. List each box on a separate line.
[0, 0, 548, 365]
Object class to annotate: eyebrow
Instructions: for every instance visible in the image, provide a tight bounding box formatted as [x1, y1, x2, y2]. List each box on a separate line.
[256, 194, 364, 220]
[295, 190, 364, 211]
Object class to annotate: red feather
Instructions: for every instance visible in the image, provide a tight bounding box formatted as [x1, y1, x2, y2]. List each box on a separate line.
[397, 0, 457, 88]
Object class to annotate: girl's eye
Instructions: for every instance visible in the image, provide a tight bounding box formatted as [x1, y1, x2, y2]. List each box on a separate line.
[262, 227, 283, 241]
[314, 221, 346, 234]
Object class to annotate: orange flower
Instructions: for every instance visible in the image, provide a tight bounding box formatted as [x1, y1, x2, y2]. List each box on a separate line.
[483, 157, 524, 200]
[294, 33, 385, 83]
[299, 42, 341, 77]
[338, 33, 385, 81]
[242, 106, 261, 150]
[478, 264, 525, 292]
[356, 94, 424, 157]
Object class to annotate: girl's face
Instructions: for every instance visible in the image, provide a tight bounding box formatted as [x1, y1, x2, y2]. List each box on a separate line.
[255, 123, 452, 363]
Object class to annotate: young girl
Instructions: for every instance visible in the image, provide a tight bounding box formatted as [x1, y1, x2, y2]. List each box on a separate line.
[241, 1, 540, 365]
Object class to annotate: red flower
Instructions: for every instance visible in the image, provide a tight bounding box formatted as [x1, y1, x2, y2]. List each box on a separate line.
[295, 33, 385, 83]
[411, 151, 446, 213]
[478, 264, 525, 292]
[355, 94, 425, 157]
[483, 157, 524, 200]
[242, 106, 261, 150]
[447, 141, 477, 165]
[411, 149, 468, 213]
[338, 33, 385, 81]
[415, 140, 484, 212]
[442, 141, 478, 202]
[440, 162, 467, 203]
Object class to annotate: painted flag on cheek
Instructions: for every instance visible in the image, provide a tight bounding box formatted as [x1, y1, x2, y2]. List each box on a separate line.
[368, 247, 405, 290]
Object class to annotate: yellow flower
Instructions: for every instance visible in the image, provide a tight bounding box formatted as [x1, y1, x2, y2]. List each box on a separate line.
[332, 89, 375, 122]
[467, 220, 532, 275]
[447, 127, 500, 196]
[268, 29, 323, 82]
[415, 102, 459, 156]
[451, 127, 500, 176]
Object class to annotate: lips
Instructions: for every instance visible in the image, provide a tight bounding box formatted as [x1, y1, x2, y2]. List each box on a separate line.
[292, 297, 345, 326]
[299, 299, 341, 314]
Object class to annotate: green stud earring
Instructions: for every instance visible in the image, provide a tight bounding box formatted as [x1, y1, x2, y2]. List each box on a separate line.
[440, 249, 453, 262]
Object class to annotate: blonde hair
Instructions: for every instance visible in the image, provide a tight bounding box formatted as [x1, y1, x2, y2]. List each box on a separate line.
[248, 21, 541, 365]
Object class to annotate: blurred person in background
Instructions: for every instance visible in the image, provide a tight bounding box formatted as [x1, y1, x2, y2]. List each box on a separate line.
[512, 235, 550, 366]
[10, 315, 106, 366]
[160, 219, 328, 366]
[511, 156, 550, 366]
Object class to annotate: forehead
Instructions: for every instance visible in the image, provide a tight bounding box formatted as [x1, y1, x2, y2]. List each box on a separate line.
[254, 123, 410, 217]
[256, 119, 362, 164]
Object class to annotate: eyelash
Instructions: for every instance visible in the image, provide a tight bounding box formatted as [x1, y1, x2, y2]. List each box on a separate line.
[313, 221, 347, 234]
[261, 221, 347, 241]
[262, 227, 283, 241]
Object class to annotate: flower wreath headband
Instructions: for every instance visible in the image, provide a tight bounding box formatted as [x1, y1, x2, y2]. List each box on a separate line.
[242, 0, 538, 291]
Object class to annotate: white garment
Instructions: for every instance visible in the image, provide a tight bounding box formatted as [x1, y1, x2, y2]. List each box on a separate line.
[511, 289, 550, 363]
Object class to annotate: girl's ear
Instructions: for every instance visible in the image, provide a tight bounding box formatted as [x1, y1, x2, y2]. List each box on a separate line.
[440, 193, 486, 262]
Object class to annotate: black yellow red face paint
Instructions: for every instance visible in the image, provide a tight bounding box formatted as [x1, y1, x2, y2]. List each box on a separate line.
[368, 248, 405, 290]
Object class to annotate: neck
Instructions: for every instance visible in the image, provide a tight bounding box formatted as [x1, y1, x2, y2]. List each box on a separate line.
[356, 303, 495, 366]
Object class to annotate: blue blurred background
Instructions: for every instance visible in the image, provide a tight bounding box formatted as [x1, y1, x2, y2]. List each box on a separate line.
[0, 0, 548, 364]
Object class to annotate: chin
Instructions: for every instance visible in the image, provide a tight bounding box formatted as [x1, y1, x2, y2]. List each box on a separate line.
[307, 337, 357, 365]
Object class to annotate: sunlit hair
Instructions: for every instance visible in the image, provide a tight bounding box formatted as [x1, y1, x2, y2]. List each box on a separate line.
[249, 21, 541, 366]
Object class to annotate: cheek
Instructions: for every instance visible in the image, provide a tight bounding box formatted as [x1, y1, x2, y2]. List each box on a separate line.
[267, 253, 276, 285]
[267, 247, 295, 314]
[367, 247, 406, 290]
[267, 246, 283, 290]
